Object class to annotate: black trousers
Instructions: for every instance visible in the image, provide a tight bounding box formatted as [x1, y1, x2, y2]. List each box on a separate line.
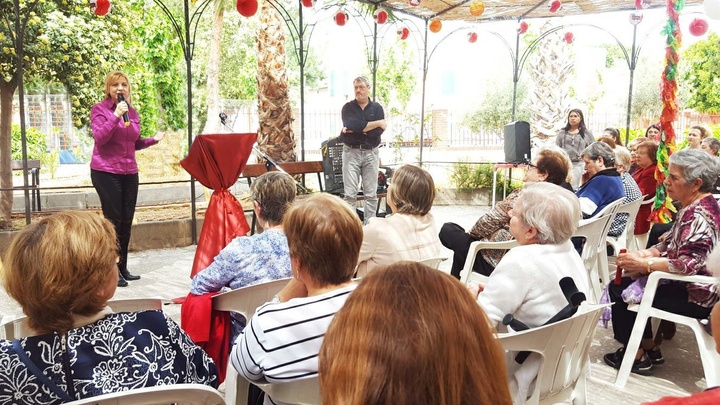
[647, 222, 673, 248]
[609, 277, 711, 345]
[439, 222, 495, 279]
[91, 169, 139, 273]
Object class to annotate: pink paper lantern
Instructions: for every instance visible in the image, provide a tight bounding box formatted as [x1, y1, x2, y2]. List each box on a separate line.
[397, 27, 410, 40]
[635, 0, 651, 10]
[467, 32, 478, 43]
[689, 18, 709, 36]
[409, 0, 421, 6]
[564, 31, 574, 44]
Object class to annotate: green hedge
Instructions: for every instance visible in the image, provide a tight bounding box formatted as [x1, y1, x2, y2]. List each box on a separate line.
[11, 124, 48, 161]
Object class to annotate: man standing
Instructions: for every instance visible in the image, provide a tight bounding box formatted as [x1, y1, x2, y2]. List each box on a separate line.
[340, 76, 386, 223]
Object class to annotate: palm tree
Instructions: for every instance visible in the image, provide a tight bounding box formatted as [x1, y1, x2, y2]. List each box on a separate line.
[255, 0, 296, 163]
[202, 0, 229, 134]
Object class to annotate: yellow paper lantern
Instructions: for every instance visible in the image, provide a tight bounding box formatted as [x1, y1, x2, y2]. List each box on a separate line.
[429, 19, 442, 33]
[469, 1, 485, 16]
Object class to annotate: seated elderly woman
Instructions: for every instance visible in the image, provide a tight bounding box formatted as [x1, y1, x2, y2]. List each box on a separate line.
[627, 136, 651, 175]
[440, 146, 573, 279]
[320, 261, 513, 404]
[632, 141, 659, 235]
[231, 193, 361, 405]
[356, 164, 442, 277]
[0, 211, 218, 402]
[576, 141, 625, 218]
[604, 149, 720, 374]
[189, 171, 296, 337]
[472, 182, 589, 400]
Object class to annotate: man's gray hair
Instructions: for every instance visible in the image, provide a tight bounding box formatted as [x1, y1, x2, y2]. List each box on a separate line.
[354, 76, 371, 87]
[669, 148, 720, 193]
[516, 182, 581, 245]
[702, 137, 720, 154]
[581, 141, 616, 168]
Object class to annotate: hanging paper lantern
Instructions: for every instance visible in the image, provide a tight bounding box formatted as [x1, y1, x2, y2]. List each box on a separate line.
[467, 32, 478, 43]
[236, 0, 258, 17]
[429, 19, 442, 33]
[301, 0, 314, 8]
[469, 1, 485, 17]
[409, 0, 421, 6]
[518, 21, 528, 34]
[549, 0, 562, 13]
[689, 18, 709, 36]
[90, 0, 111, 16]
[635, 0, 651, 10]
[334, 11, 348, 26]
[629, 12, 644, 25]
[397, 27, 410, 40]
[704, 0, 720, 20]
[564, 31, 574, 44]
[374, 8, 389, 24]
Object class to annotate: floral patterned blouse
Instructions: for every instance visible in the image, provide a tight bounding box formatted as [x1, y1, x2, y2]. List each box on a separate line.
[467, 189, 519, 267]
[655, 194, 720, 307]
[0, 310, 218, 404]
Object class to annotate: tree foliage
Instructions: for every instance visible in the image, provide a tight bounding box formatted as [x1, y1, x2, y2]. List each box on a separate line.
[682, 32, 720, 113]
[372, 40, 416, 111]
[462, 80, 531, 136]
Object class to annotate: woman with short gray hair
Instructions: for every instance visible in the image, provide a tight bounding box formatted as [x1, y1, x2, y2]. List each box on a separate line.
[605, 148, 720, 374]
[472, 182, 589, 401]
[575, 141, 625, 218]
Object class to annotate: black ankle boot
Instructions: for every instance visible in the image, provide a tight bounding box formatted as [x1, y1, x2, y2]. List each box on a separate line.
[117, 271, 129, 287]
[119, 267, 140, 281]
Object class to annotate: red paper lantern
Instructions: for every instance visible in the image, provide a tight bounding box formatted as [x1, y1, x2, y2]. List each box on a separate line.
[635, 0, 651, 10]
[689, 18, 709, 36]
[236, 0, 258, 17]
[469, 1, 485, 17]
[549, 0, 561, 13]
[564, 31, 574, 44]
[429, 19, 442, 33]
[334, 11, 348, 26]
[301, 0, 314, 8]
[409, 0, 421, 6]
[90, 0, 111, 16]
[467, 32, 478, 43]
[397, 27, 410, 40]
[518, 21, 528, 34]
[374, 9, 388, 24]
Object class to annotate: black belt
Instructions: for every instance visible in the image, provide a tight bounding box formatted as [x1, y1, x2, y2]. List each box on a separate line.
[345, 144, 375, 150]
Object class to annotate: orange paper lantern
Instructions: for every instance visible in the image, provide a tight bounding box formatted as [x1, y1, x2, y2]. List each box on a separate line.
[469, 1, 485, 16]
[429, 20, 442, 33]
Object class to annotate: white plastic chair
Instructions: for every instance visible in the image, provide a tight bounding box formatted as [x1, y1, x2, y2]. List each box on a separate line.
[417, 256, 448, 270]
[1, 298, 164, 340]
[254, 376, 321, 405]
[606, 196, 645, 254]
[574, 199, 622, 303]
[614, 271, 720, 388]
[65, 383, 224, 404]
[459, 239, 519, 286]
[497, 303, 608, 405]
[211, 277, 291, 405]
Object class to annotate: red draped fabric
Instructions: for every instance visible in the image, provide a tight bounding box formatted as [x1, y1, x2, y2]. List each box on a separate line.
[180, 133, 257, 278]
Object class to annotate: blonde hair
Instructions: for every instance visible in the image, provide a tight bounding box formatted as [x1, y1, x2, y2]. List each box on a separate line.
[320, 262, 512, 405]
[388, 164, 435, 215]
[250, 171, 297, 225]
[284, 193, 362, 286]
[1, 211, 118, 334]
[104, 71, 132, 103]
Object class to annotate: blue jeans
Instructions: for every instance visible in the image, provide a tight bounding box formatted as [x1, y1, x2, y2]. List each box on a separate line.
[342, 145, 379, 223]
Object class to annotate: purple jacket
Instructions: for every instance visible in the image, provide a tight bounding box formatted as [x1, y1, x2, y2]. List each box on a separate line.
[90, 98, 157, 174]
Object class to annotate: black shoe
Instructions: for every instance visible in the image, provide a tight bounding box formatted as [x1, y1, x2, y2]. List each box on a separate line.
[603, 347, 653, 375]
[120, 268, 140, 281]
[117, 273, 129, 287]
[646, 347, 665, 365]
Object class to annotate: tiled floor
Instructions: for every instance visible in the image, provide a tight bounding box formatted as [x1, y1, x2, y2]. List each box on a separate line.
[0, 205, 709, 404]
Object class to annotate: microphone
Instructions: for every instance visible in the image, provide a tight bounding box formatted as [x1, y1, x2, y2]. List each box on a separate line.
[117, 93, 130, 127]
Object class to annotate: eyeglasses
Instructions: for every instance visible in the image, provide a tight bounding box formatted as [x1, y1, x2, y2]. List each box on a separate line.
[526, 162, 539, 170]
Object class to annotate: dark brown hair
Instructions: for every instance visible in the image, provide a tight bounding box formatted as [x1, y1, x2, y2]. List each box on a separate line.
[536, 147, 570, 186]
[320, 262, 513, 405]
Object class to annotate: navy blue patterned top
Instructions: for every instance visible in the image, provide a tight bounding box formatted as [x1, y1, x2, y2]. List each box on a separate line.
[0, 310, 218, 404]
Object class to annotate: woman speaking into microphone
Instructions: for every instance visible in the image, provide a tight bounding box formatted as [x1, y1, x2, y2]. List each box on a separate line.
[90, 71, 165, 287]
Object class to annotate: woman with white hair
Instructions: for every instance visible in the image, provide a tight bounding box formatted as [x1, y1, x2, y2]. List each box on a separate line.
[471, 182, 589, 401]
[605, 149, 720, 375]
